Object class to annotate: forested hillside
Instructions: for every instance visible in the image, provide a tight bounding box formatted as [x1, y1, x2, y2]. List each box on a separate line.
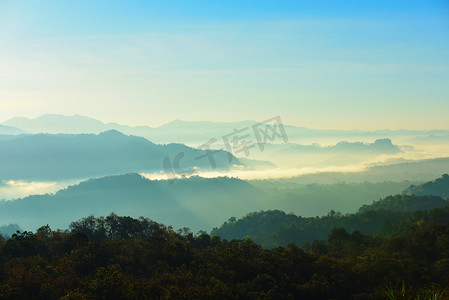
[0, 207, 448, 299]
[0, 175, 416, 233]
[403, 174, 449, 199]
[212, 177, 449, 249]
[0, 175, 263, 232]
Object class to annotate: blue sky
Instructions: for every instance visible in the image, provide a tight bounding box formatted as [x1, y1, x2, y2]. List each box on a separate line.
[0, 0, 448, 129]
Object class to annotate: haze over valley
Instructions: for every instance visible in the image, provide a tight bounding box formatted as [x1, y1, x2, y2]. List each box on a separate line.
[1, 114, 449, 235]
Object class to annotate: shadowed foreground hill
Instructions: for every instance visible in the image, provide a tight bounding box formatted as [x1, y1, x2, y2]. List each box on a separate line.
[0, 174, 264, 232]
[0, 130, 239, 180]
[358, 194, 448, 213]
[212, 176, 449, 248]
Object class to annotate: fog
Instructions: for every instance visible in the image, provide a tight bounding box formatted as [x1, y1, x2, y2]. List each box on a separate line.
[0, 180, 80, 201]
[141, 165, 366, 181]
[1, 140, 448, 200]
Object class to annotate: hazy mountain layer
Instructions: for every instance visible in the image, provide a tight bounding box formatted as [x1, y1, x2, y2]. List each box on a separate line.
[0, 174, 264, 231]
[403, 174, 449, 199]
[237, 138, 404, 168]
[0, 130, 239, 180]
[0, 174, 415, 232]
[4, 114, 449, 144]
[0, 124, 26, 135]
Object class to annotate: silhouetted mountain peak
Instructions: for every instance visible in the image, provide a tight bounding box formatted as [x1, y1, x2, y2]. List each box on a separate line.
[403, 174, 449, 199]
[329, 138, 401, 154]
[98, 129, 126, 137]
[373, 138, 393, 145]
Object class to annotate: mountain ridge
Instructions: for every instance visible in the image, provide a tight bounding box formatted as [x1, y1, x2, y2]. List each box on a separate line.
[0, 124, 27, 135]
[0, 131, 239, 180]
[4, 114, 449, 144]
[0, 174, 264, 232]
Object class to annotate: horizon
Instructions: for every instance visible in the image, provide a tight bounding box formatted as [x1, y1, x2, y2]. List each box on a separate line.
[2, 113, 449, 132]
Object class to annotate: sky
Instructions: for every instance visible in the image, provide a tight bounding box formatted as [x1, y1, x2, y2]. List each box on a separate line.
[0, 0, 448, 130]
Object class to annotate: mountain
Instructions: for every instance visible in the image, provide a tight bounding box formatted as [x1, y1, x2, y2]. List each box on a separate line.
[0, 173, 415, 232]
[0, 174, 265, 232]
[1, 114, 411, 170]
[211, 192, 449, 249]
[403, 174, 449, 199]
[2, 115, 266, 145]
[246, 138, 404, 168]
[3, 114, 104, 133]
[0, 131, 239, 180]
[2, 114, 147, 135]
[0, 209, 448, 299]
[137, 119, 449, 141]
[334, 138, 402, 153]
[274, 138, 402, 154]
[4, 114, 449, 145]
[358, 194, 448, 213]
[248, 180, 413, 216]
[0, 124, 26, 135]
[5, 114, 417, 168]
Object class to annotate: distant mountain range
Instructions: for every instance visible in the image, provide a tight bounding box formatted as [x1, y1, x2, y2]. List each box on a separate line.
[257, 138, 403, 155]
[3, 114, 148, 135]
[0, 124, 26, 135]
[0, 130, 239, 180]
[1, 114, 422, 172]
[245, 138, 404, 167]
[2, 114, 256, 144]
[3, 114, 449, 144]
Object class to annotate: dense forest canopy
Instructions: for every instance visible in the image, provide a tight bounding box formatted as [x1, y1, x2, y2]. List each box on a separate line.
[0, 205, 448, 299]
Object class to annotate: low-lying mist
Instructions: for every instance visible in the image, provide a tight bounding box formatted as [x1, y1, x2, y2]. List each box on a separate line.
[0, 180, 80, 201]
[1, 139, 448, 201]
[141, 165, 366, 181]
